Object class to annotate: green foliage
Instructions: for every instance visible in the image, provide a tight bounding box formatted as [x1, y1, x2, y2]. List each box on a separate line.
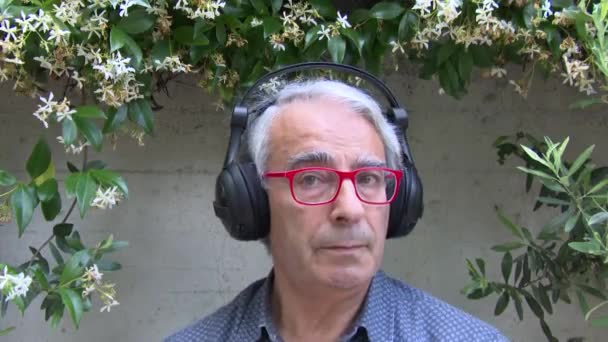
[464, 134, 608, 341]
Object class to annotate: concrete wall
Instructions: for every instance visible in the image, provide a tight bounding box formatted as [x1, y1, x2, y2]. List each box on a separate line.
[0, 66, 606, 342]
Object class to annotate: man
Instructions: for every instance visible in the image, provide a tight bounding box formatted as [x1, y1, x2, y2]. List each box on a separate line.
[165, 78, 508, 341]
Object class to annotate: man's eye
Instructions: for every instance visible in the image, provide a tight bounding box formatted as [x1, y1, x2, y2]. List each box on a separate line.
[357, 172, 381, 185]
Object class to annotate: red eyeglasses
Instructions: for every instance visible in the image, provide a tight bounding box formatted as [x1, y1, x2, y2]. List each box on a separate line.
[263, 167, 403, 205]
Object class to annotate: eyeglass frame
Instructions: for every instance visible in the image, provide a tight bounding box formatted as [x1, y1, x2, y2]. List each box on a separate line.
[263, 166, 404, 206]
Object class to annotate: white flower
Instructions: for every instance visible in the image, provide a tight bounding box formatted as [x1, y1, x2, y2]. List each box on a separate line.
[100, 299, 119, 312]
[271, 40, 285, 51]
[91, 186, 122, 209]
[0, 266, 33, 302]
[541, 0, 553, 18]
[336, 11, 351, 29]
[0, 20, 16, 42]
[390, 40, 405, 54]
[316, 24, 331, 41]
[437, 0, 462, 23]
[412, 0, 434, 16]
[48, 27, 70, 45]
[250, 17, 263, 27]
[33, 92, 58, 128]
[85, 264, 104, 283]
[82, 284, 96, 297]
[0, 266, 9, 289]
[56, 107, 76, 122]
[490, 67, 507, 78]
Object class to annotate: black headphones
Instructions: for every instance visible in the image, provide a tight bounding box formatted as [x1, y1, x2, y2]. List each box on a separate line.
[213, 62, 423, 241]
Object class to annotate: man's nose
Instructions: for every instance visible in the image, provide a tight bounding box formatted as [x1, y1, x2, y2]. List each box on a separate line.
[329, 179, 365, 224]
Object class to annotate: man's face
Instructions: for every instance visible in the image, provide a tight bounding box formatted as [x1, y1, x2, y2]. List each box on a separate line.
[265, 97, 390, 289]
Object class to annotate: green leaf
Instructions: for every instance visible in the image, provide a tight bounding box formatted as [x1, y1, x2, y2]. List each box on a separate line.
[564, 212, 579, 232]
[26, 138, 51, 180]
[216, 21, 226, 45]
[437, 41, 457, 66]
[97, 260, 122, 271]
[304, 25, 321, 50]
[501, 252, 513, 283]
[540, 319, 556, 342]
[588, 178, 608, 194]
[522, 1, 536, 29]
[568, 145, 595, 177]
[103, 106, 127, 135]
[369, 1, 404, 20]
[117, 8, 155, 34]
[41, 193, 61, 221]
[84, 160, 107, 171]
[74, 106, 106, 119]
[49, 242, 64, 264]
[65, 173, 79, 198]
[10, 184, 37, 237]
[512, 290, 524, 320]
[73, 116, 103, 151]
[494, 291, 510, 315]
[458, 48, 473, 83]
[577, 283, 607, 300]
[516, 166, 555, 180]
[249, 0, 268, 15]
[37, 178, 57, 202]
[0, 170, 17, 186]
[0, 326, 15, 336]
[75, 173, 97, 218]
[589, 212, 608, 226]
[524, 293, 544, 319]
[109, 27, 143, 65]
[497, 209, 525, 240]
[271, 0, 282, 14]
[491, 242, 526, 252]
[53, 223, 73, 237]
[60, 249, 90, 285]
[398, 11, 417, 42]
[104, 240, 129, 253]
[128, 99, 154, 135]
[328, 35, 346, 63]
[57, 288, 83, 329]
[520, 145, 551, 168]
[551, 0, 572, 9]
[470, 45, 494, 67]
[151, 39, 172, 67]
[308, 0, 336, 19]
[576, 289, 590, 315]
[340, 28, 364, 55]
[263, 16, 282, 39]
[62, 118, 77, 145]
[90, 169, 129, 198]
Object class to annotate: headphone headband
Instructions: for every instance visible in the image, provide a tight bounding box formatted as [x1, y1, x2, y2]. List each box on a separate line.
[237, 61, 401, 109]
[223, 62, 411, 168]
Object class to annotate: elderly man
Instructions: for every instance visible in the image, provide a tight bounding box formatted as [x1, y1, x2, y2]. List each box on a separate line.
[165, 75, 508, 341]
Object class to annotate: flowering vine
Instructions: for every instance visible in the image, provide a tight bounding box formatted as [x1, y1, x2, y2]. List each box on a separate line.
[0, 0, 607, 337]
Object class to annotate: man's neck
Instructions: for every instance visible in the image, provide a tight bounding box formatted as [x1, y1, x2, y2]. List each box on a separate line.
[270, 271, 372, 342]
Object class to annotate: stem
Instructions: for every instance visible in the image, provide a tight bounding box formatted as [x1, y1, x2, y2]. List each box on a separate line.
[585, 300, 608, 321]
[27, 145, 89, 268]
[0, 187, 17, 198]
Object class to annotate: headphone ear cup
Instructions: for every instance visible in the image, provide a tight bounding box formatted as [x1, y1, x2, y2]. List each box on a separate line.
[387, 165, 424, 238]
[213, 162, 269, 241]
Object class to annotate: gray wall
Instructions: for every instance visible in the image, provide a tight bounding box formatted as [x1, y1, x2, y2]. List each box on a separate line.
[1, 66, 606, 342]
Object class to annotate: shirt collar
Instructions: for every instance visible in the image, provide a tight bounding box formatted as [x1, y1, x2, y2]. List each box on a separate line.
[240, 269, 394, 341]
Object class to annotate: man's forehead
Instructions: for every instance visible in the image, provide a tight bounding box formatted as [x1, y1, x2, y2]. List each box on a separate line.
[285, 150, 386, 170]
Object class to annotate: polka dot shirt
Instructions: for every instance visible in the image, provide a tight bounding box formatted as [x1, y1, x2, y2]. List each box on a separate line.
[164, 270, 510, 342]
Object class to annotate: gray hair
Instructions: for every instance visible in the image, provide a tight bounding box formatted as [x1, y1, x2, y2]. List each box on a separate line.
[247, 79, 403, 177]
[245, 79, 404, 251]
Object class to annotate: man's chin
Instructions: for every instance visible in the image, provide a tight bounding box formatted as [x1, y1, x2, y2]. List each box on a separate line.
[321, 265, 374, 289]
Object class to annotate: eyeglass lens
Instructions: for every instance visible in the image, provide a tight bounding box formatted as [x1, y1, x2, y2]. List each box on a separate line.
[292, 169, 398, 204]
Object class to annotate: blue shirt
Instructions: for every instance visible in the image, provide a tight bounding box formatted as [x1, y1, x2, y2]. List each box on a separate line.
[165, 270, 509, 341]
